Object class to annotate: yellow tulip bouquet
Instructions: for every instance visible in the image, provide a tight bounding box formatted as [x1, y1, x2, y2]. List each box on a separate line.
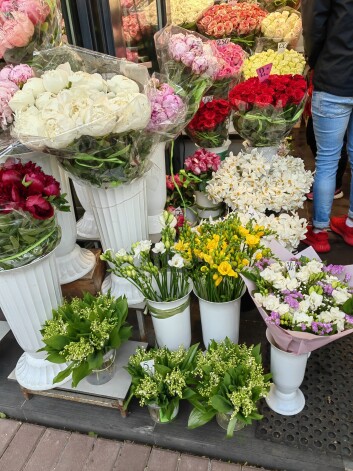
[174, 214, 271, 302]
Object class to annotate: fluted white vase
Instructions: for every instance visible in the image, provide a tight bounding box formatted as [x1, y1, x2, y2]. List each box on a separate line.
[86, 178, 148, 305]
[23, 153, 96, 284]
[146, 142, 166, 241]
[0, 251, 70, 390]
[73, 181, 100, 239]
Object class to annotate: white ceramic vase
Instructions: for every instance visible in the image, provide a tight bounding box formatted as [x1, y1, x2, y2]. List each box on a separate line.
[194, 191, 223, 220]
[22, 152, 96, 284]
[86, 178, 148, 305]
[73, 181, 100, 239]
[266, 329, 309, 416]
[204, 139, 231, 160]
[145, 142, 167, 241]
[0, 251, 70, 390]
[147, 285, 192, 351]
[196, 288, 245, 348]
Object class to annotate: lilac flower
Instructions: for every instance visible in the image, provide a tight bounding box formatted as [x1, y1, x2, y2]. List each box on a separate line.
[284, 295, 300, 309]
[344, 273, 352, 283]
[311, 321, 333, 335]
[322, 283, 334, 295]
[345, 314, 353, 325]
[323, 264, 345, 275]
[266, 311, 280, 326]
[301, 323, 307, 331]
[255, 258, 271, 271]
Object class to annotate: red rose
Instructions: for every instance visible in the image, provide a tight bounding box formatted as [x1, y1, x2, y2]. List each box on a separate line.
[255, 94, 273, 107]
[25, 195, 54, 220]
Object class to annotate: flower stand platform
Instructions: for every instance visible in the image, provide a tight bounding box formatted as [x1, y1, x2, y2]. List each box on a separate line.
[8, 340, 147, 418]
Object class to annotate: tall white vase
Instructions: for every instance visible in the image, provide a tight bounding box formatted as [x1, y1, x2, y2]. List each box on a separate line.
[194, 191, 223, 220]
[145, 142, 166, 241]
[73, 181, 100, 239]
[266, 329, 309, 416]
[20, 152, 96, 284]
[196, 288, 244, 348]
[86, 178, 148, 305]
[0, 251, 70, 390]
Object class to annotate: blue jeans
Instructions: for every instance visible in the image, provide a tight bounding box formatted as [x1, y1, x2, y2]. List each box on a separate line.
[312, 91, 353, 229]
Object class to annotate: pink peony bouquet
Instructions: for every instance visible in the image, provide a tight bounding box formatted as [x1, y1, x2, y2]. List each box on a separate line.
[0, 63, 33, 132]
[154, 25, 222, 119]
[146, 75, 187, 141]
[0, 0, 61, 64]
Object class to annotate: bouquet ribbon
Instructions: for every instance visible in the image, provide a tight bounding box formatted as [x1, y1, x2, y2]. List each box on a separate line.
[147, 298, 190, 319]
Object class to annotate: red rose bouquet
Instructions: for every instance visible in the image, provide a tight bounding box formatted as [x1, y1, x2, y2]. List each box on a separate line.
[0, 158, 69, 270]
[229, 74, 307, 146]
[197, 3, 267, 49]
[186, 98, 231, 148]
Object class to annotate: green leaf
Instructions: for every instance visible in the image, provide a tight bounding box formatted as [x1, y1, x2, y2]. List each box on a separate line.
[343, 296, 353, 315]
[226, 415, 241, 438]
[181, 343, 199, 371]
[210, 395, 232, 413]
[118, 325, 132, 342]
[87, 351, 103, 370]
[72, 362, 90, 388]
[52, 365, 73, 384]
[109, 326, 122, 348]
[188, 407, 215, 429]
[46, 353, 67, 364]
[44, 335, 71, 351]
[155, 364, 172, 376]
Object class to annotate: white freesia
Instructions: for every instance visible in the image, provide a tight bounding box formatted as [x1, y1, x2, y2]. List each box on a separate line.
[9, 89, 35, 113]
[309, 291, 323, 310]
[317, 307, 346, 332]
[261, 294, 281, 312]
[152, 242, 166, 254]
[116, 248, 127, 257]
[159, 212, 177, 229]
[292, 311, 313, 326]
[168, 253, 185, 269]
[332, 288, 351, 305]
[42, 68, 70, 94]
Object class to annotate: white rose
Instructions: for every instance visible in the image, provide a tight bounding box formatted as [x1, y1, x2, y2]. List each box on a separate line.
[152, 242, 166, 254]
[42, 68, 70, 94]
[22, 78, 45, 98]
[168, 254, 184, 269]
[9, 89, 35, 113]
[69, 71, 107, 92]
[43, 114, 78, 149]
[107, 75, 139, 95]
[332, 288, 351, 305]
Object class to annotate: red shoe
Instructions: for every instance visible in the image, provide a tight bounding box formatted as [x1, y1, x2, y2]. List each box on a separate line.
[330, 216, 353, 246]
[307, 188, 344, 201]
[302, 226, 331, 252]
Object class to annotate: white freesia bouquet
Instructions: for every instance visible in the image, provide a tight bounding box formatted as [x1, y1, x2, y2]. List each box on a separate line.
[237, 211, 307, 252]
[101, 211, 190, 302]
[206, 149, 313, 213]
[9, 45, 155, 188]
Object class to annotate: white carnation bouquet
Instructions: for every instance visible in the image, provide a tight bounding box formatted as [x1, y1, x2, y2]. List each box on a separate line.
[206, 149, 313, 213]
[9, 45, 155, 188]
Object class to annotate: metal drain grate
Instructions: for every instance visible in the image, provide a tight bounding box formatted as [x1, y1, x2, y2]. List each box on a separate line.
[256, 335, 353, 457]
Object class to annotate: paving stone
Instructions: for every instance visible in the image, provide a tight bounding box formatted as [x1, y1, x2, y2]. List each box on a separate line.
[0, 423, 44, 471]
[114, 442, 151, 471]
[178, 454, 209, 471]
[147, 448, 179, 470]
[84, 438, 122, 471]
[55, 433, 95, 471]
[0, 419, 21, 457]
[211, 460, 242, 471]
[23, 428, 70, 471]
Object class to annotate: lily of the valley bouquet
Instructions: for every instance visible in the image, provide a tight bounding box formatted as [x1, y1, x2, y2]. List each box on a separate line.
[0, 158, 68, 270]
[186, 339, 271, 437]
[243, 49, 305, 79]
[175, 214, 270, 302]
[39, 293, 131, 387]
[242, 241, 353, 354]
[229, 74, 307, 147]
[9, 45, 155, 188]
[124, 344, 199, 423]
[0, 0, 61, 64]
[206, 149, 313, 213]
[101, 211, 190, 303]
[185, 98, 231, 149]
[154, 26, 221, 121]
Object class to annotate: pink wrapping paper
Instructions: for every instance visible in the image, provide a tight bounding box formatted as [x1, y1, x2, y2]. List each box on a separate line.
[243, 240, 353, 354]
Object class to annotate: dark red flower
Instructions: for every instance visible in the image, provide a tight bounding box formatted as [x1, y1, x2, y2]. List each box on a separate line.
[25, 195, 54, 220]
[24, 172, 46, 195]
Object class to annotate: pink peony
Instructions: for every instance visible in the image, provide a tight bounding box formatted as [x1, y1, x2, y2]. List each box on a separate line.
[8, 64, 34, 86]
[19, 0, 50, 25]
[2, 11, 35, 48]
[0, 0, 13, 12]
[0, 79, 19, 130]
[191, 56, 209, 75]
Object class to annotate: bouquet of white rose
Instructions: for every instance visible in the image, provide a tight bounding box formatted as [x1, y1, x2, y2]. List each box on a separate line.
[9, 45, 156, 188]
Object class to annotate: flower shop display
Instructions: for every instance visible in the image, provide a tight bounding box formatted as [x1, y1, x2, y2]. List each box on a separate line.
[39, 293, 132, 387]
[0, 158, 71, 390]
[186, 339, 271, 437]
[175, 215, 269, 346]
[185, 98, 231, 150]
[73, 181, 100, 240]
[0, 0, 62, 64]
[242, 50, 305, 79]
[183, 149, 223, 220]
[0, 64, 34, 134]
[208, 42, 247, 99]
[196, 3, 268, 50]
[102, 211, 192, 350]
[229, 74, 307, 147]
[238, 211, 307, 252]
[122, 12, 151, 45]
[242, 242, 353, 414]
[154, 26, 221, 121]
[124, 344, 199, 423]
[206, 149, 313, 214]
[260, 9, 302, 48]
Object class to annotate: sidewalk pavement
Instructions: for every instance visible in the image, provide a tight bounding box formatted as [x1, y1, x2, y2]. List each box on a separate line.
[0, 419, 272, 471]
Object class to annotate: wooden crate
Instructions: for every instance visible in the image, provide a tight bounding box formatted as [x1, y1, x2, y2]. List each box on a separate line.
[61, 249, 106, 299]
